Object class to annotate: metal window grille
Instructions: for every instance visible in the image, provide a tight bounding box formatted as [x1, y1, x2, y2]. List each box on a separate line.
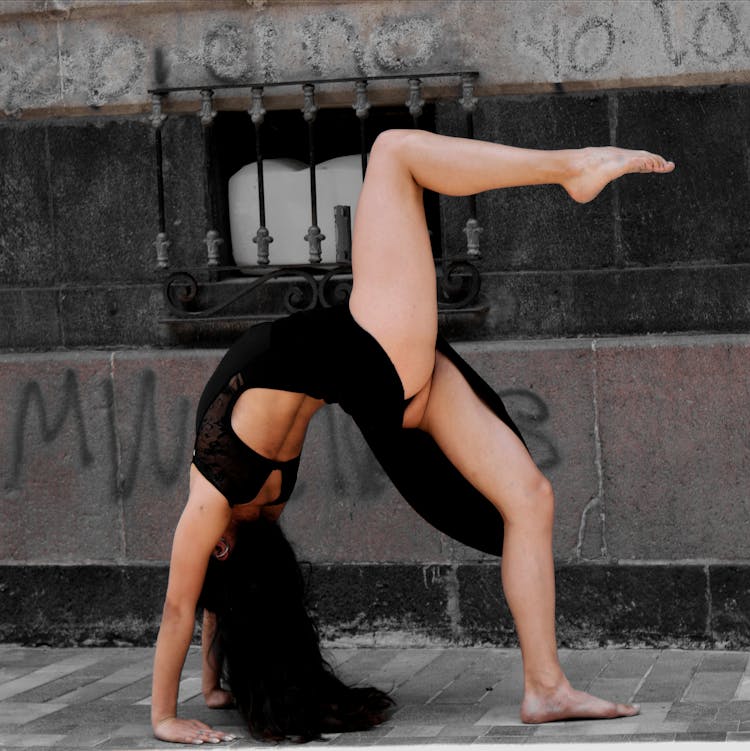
[149, 72, 484, 323]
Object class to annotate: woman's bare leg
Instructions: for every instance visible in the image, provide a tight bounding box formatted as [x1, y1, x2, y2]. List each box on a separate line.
[349, 130, 673, 397]
[420, 354, 637, 722]
[349, 130, 672, 720]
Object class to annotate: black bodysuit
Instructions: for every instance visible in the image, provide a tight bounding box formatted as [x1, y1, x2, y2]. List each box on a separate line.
[193, 304, 524, 556]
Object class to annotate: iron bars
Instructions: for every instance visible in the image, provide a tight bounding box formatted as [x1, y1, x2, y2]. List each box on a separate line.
[149, 71, 484, 321]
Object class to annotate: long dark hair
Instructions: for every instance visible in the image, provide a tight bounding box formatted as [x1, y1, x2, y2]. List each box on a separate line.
[198, 517, 393, 742]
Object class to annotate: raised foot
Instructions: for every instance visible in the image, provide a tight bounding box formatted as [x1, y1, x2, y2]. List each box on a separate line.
[562, 146, 675, 204]
[521, 682, 640, 724]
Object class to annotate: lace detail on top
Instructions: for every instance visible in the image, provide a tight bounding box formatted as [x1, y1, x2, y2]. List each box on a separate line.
[193, 372, 301, 507]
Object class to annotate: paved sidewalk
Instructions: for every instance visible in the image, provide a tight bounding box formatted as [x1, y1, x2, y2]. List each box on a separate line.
[1, 645, 750, 749]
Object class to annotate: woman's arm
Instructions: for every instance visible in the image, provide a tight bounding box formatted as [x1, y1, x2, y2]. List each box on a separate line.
[201, 609, 234, 708]
[151, 469, 234, 744]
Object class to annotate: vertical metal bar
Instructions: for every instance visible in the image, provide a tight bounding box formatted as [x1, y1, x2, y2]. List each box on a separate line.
[459, 73, 482, 259]
[249, 86, 272, 265]
[150, 93, 170, 268]
[302, 83, 324, 263]
[199, 88, 222, 266]
[353, 80, 370, 179]
[406, 77, 424, 127]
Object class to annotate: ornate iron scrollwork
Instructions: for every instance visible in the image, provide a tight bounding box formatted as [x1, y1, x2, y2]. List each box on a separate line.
[438, 260, 482, 309]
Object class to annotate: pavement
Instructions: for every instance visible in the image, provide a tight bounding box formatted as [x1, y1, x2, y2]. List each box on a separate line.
[2, 645, 750, 750]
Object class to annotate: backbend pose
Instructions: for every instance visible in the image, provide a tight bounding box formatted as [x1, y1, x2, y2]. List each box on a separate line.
[151, 130, 674, 744]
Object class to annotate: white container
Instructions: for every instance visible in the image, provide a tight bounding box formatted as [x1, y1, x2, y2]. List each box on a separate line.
[228, 154, 364, 266]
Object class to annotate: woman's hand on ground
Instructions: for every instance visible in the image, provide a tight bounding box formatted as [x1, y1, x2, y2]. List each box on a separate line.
[153, 716, 236, 744]
[204, 687, 235, 709]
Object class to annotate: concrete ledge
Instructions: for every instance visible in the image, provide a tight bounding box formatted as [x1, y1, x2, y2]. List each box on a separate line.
[2, 562, 748, 648]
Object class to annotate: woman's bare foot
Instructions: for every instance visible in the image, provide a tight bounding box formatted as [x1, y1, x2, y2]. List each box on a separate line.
[521, 680, 640, 724]
[562, 146, 675, 203]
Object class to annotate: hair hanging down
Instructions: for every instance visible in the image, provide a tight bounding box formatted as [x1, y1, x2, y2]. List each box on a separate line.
[198, 517, 393, 742]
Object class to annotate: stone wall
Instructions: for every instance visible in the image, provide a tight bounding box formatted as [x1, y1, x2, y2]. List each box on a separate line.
[1, 0, 749, 645]
[3, 335, 750, 646]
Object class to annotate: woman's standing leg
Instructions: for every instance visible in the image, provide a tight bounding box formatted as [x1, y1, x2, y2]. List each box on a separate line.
[349, 129, 673, 721]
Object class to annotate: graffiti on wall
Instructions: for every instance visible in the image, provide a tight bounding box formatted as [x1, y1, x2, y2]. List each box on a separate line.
[2, 2, 749, 115]
[5, 368, 190, 498]
[518, 1, 750, 80]
[3, 368, 560, 500]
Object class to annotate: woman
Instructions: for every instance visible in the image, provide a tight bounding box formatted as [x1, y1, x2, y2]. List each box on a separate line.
[151, 130, 674, 744]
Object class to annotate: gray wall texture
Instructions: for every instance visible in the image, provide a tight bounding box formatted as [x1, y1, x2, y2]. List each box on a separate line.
[1, 0, 749, 646]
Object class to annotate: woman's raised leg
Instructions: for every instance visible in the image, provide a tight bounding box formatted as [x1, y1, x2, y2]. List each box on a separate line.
[349, 130, 673, 398]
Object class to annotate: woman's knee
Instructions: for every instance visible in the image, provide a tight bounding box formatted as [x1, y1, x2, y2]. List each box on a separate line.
[505, 473, 555, 526]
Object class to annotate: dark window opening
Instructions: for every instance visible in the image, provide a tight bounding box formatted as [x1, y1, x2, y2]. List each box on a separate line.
[210, 103, 440, 267]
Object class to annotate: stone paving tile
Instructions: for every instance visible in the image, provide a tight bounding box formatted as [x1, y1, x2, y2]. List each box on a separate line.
[474, 704, 525, 726]
[391, 702, 487, 724]
[363, 649, 444, 695]
[700, 653, 749, 672]
[687, 719, 741, 732]
[473, 738, 530, 744]
[101, 674, 153, 704]
[377, 738, 479, 745]
[675, 731, 730, 741]
[384, 723, 444, 737]
[484, 725, 536, 736]
[684, 671, 745, 702]
[717, 701, 750, 720]
[328, 729, 392, 745]
[585, 676, 642, 703]
[332, 649, 400, 686]
[440, 723, 491, 737]
[434, 650, 515, 704]
[556, 649, 613, 689]
[0, 653, 103, 701]
[667, 700, 721, 720]
[390, 650, 489, 705]
[597, 649, 660, 679]
[0, 701, 66, 725]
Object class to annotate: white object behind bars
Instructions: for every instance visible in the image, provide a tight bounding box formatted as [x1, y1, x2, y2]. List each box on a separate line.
[229, 154, 364, 267]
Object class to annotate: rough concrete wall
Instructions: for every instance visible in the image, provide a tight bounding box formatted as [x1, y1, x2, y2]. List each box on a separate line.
[2, 0, 750, 118]
[2, 335, 749, 566]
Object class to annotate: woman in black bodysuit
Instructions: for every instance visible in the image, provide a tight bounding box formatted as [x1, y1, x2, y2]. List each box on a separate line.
[151, 130, 674, 744]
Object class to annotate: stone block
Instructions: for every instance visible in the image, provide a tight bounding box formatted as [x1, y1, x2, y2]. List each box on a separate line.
[0, 124, 58, 287]
[0, 288, 62, 349]
[0, 565, 167, 645]
[59, 284, 169, 348]
[597, 337, 750, 559]
[47, 119, 158, 284]
[449, 264, 750, 342]
[0, 353, 123, 563]
[111, 350, 219, 562]
[308, 564, 452, 642]
[555, 565, 708, 645]
[437, 93, 613, 272]
[615, 86, 750, 267]
[710, 566, 750, 648]
[159, 115, 209, 269]
[457, 564, 517, 644]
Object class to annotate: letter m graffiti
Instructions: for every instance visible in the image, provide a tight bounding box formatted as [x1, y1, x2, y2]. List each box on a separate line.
[6, 370, 93, 490]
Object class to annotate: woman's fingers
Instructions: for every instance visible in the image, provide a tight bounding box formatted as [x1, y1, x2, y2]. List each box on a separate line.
[153, 716, 237, 744]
